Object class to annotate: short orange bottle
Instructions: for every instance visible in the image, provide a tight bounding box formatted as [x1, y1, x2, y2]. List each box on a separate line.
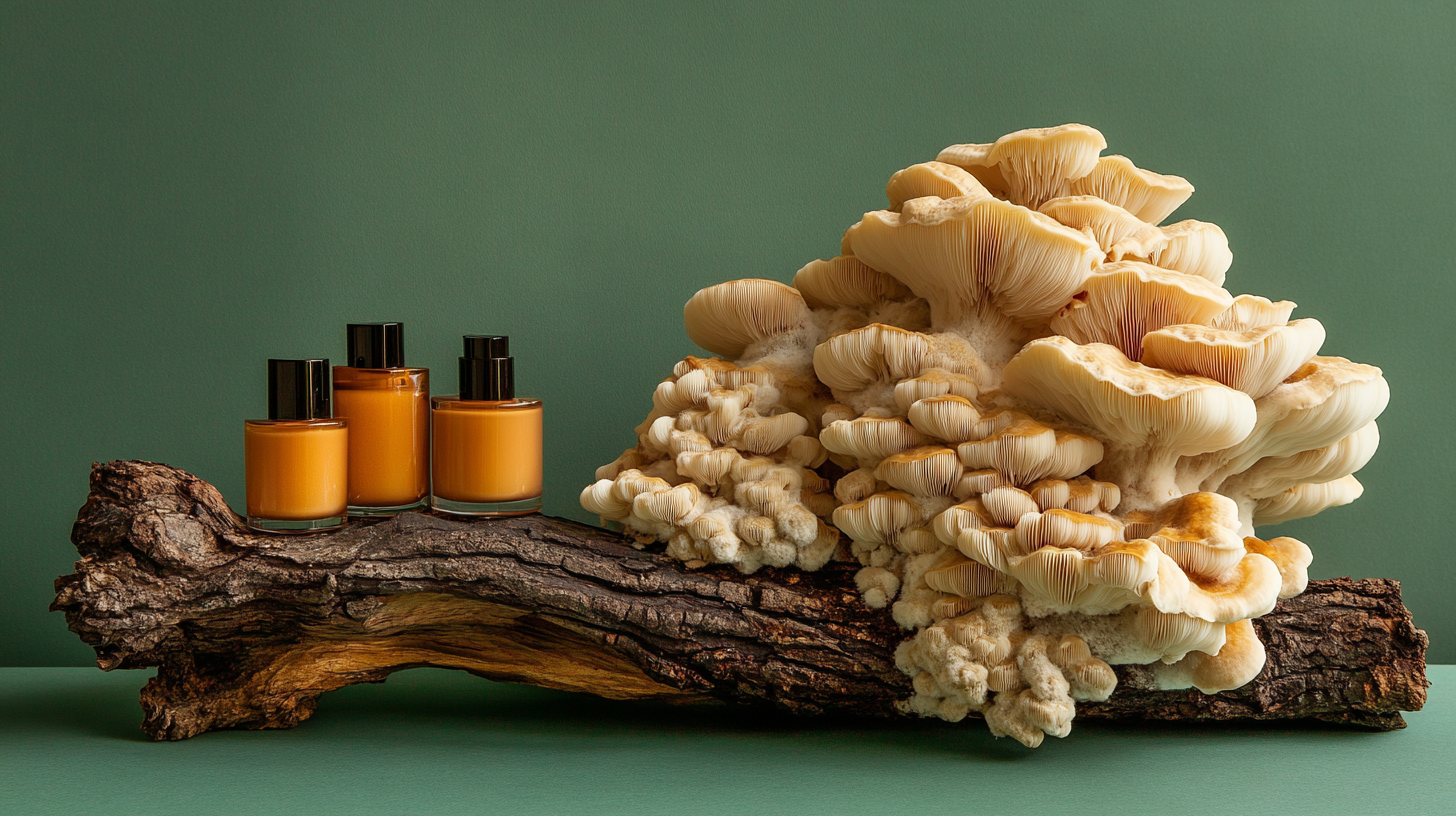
[244, 359, 348, 533]
[333, 323, 430, 515]
[431, 335, 543, 516]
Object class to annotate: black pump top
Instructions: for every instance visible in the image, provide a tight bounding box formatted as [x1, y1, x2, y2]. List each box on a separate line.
[459, 334, 513, 400]
[346, 322, 405, 368]
[268, 359, 332, 420]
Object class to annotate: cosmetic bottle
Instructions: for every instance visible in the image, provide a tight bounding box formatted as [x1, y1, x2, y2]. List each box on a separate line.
[244, 359, 348, 533]
[431, 335, 543, 516]
[333, 323, 430, 515]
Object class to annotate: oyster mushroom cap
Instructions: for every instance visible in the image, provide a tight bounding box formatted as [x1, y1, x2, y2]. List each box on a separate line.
[1002, 336, 1257, 458]
[936, 124, 1108, 210]
[844, 194, 1102, 329]
[1141, 318, 1327, 399]
[1253, 474, 1365, 527]
[793, 255, 913, 310]
[683, 278, 811, 358]
[886, 161, 991, 210]
[1068, 154, 1195, 224]
[1047, 261, 1234, 362]
[812, 323, 932, 392]
[1211, 294, 1297, 331]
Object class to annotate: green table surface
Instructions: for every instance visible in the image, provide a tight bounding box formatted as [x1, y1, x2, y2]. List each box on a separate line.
[1, 667, 1451, 816]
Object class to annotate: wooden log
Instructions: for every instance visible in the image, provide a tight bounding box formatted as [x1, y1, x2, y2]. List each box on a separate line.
[52, 461, 1428, 741]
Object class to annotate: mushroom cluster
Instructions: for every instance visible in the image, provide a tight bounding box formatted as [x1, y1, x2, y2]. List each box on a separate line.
[580, 124, 1388, 747]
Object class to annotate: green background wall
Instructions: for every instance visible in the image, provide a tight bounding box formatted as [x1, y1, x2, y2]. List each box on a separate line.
[3, 1, 1452, 666]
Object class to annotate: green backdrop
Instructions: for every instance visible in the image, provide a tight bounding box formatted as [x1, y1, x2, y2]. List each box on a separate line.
[3, 1, 1452, 666]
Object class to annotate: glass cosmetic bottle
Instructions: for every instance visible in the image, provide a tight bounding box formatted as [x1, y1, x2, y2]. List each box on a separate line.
[333, 323, 430, 515]
[431, 335, 543, 516]
[244, 359, 348, 533]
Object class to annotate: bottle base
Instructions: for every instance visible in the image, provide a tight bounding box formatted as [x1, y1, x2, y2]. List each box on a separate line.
[430, 495, 542, 517]
[348, 499, 428, 517]
[246, 514, 348, 534]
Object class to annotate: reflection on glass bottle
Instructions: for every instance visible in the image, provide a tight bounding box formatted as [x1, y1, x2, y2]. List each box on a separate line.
[244, 358, 348, 533]
[431, 335, 543, 517]
[333, 322, 430, 516]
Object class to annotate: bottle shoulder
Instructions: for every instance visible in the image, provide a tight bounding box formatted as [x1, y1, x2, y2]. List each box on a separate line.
[245, 418, 348, 430]
[432, 395, 542, 411]
[333, 366, 429, 390]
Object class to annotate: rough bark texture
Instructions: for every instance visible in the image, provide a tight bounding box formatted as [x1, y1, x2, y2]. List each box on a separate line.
[53, 461, 1428, 741]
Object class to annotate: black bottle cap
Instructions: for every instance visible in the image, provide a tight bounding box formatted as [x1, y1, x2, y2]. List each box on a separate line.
[346, 322, 405, 368]
[268, 359, 332, 420]
[459, 335, 514, 400]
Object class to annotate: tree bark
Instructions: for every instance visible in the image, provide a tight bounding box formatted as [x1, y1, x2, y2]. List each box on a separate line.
[53, 461, 1427, 741]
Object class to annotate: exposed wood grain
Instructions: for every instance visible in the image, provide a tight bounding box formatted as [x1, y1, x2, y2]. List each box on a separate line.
[53, 461, 1428, 740]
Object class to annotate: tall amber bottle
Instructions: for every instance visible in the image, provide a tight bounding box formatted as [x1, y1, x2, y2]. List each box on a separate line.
[431, 335, 543, 516]
[244, 359, 348, 533]
[333, 323, 430, 515]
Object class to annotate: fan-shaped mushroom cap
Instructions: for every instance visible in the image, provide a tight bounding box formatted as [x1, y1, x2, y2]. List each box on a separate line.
[1039, 195, 1157, 251]
[932, 500, 1000, 548]
[1015, 509, 1122, 552]
[1003, 337, 1257, 458]
[833, 491, 923, 545]
[843, 195, 1102, 327]
[1222, 421, 1379, 501]
[886, 161, 991, 210]
[1134, 607, 1227, 663]
[924, 555, 1016, 597]
[1067, 155, 1195, 224]
[1211, 294, 1296, 331]
[1147, 548, 1282, 624]
[955, 469, 1009, 499]
[936, 124, 1107, 210]
[876, 446, 963, 496]
[793, 255, 914, 310]
[683, 279, 811, 359]
[962, 533, 1162, 615]
[580, 479, 631, 520]
[1153, 618, 1266, 693]
[733, 412, 811, 454]
[957, 419, 1104, 485]
[1047, 261, 1234, 361]
[820, 416, 929, 464]
[675, 447, 741, 487]
[634, 482, 705, 526]
[894, 369, 979, 412]
[1115, 220, 1233, 286]
[980, 486, 1040, 527]
[1141, 319, 1326, 399]
[1204, 356, 1389, 478]
[1253, 475, 1365, 526]
[1029, 476, 1121, 513]
[1125, 492, 1247, 579]
[813, 324, 931, 392]
[1243, 536, 1313, 598]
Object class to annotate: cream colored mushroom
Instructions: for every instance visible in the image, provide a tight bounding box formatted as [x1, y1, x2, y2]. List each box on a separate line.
[1210, 294, 1296, 331]
[843, 194, 1102, 334]
[886, 161, 991, 210]
[1141, 319, 1325, 399]
[957, 420, 1104, 485]
[1125, 492, 1247, 580]
[1253, 475, 1365, 527]
[1067, 155, 1195, 224]
[894, 370, 980, 412]
[1133, 607, 1227, 663]
[1152, 618, 1266, 693]
[936, 124, 1107, 209]
[924, 555, 1015, 597]
[683, 278, 812, 358]
[876, 446, 963, 496]
[820, 416, 930, 466]
[1014, 510, 1122, 552]
[1113, 219, 1233, 286]
[1002, 337, 1256, 507]
[833, 492, 924, 546]
[1243, 536, 1313, 598]
[1029, 476, 1121, 513]
[1219, 421, 1379, 505]
[1039, 195, 1158, 253]
[980, 486, 1040, 527]
[813, 324, 931, 392]
[1047, 261, 1234, 361]
[955, 469, 1010, 499]
[793, 255, 914, 310]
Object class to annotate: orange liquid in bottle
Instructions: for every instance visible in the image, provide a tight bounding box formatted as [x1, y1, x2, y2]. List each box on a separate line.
[431, 397, 542, 513]
[244, 419, 348, 523]
[333, 367, 429, 510]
